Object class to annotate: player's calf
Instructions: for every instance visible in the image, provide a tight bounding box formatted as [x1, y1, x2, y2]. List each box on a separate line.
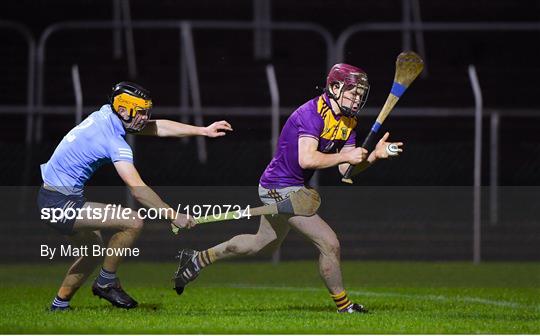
[225, 232, 277, 256]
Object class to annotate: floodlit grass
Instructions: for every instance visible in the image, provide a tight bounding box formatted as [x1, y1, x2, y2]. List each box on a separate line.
[0, 261, 539, 333]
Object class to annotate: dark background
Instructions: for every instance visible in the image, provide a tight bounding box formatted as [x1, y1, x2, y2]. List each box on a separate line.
[0, 0, 539, 261]
[2, 0, 540, 186]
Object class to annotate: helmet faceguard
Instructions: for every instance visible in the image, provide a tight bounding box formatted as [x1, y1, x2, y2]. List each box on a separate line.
[325, 63, 370, 118]
[110, 82, 152, 133]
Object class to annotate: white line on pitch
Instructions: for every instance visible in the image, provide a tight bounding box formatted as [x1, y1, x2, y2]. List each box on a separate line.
[216, 284, 539, 310]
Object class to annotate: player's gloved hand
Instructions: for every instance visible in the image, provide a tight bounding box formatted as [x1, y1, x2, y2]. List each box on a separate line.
[371, 132, 403, 160]
[343, 147, 368, 165]
[170, 213, 196, 234]
[203, 120, 233, 138]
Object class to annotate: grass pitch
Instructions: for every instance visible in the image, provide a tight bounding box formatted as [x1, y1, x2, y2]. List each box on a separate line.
[0, 261, 539, 334]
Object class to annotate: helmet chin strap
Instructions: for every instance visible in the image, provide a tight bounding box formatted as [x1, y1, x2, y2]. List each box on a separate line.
[327, 84, 358, 118]
[338, 94, 360, 117]
[118, 111, 147, 133]
[124, 122, 141, 133]
[339, 105, 356, 118]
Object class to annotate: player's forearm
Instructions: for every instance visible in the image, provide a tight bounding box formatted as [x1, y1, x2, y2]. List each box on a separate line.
[130, 186, 176, 221]
[299, 151, 348, 170]
[154, 120, 206, 138]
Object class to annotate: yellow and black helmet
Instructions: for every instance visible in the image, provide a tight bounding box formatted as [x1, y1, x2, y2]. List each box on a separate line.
[110, 81, 152, 132]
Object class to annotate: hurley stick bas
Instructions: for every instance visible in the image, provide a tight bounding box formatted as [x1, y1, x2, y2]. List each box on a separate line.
[342, 51, 424, 184]
[171, 187, 321, 234]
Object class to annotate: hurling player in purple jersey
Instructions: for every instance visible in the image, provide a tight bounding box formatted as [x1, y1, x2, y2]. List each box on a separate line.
[175, 64, 403, 313]
[39, 82, 232, 311]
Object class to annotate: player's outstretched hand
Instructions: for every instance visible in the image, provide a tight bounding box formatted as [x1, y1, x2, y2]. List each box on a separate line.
[373, 132, 403, 160]
[203, 120, 233, 138]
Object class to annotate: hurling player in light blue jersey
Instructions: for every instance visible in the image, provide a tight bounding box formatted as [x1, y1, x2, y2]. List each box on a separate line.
[38, 82, 232, 311]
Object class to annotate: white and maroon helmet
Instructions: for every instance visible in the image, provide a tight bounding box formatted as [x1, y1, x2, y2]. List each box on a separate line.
[326, 63, 370, 117]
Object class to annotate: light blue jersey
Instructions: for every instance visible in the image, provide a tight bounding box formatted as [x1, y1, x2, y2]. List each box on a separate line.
[40, 104, 134, 195]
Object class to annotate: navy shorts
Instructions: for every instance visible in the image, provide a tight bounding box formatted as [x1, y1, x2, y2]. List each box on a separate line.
[37, 187, 86, 235]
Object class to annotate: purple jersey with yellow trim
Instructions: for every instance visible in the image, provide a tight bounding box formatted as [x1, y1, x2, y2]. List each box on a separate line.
[260, 94, 357, 188]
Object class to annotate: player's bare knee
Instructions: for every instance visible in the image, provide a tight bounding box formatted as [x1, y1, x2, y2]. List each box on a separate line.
[320, 236, 340, 258]
[131, 216, 144, 231]
[120, 216, 144, 231]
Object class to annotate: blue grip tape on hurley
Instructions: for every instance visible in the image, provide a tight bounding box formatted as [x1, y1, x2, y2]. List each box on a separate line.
[371, 122, 382, 133]
[390, 82, 407, 98]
